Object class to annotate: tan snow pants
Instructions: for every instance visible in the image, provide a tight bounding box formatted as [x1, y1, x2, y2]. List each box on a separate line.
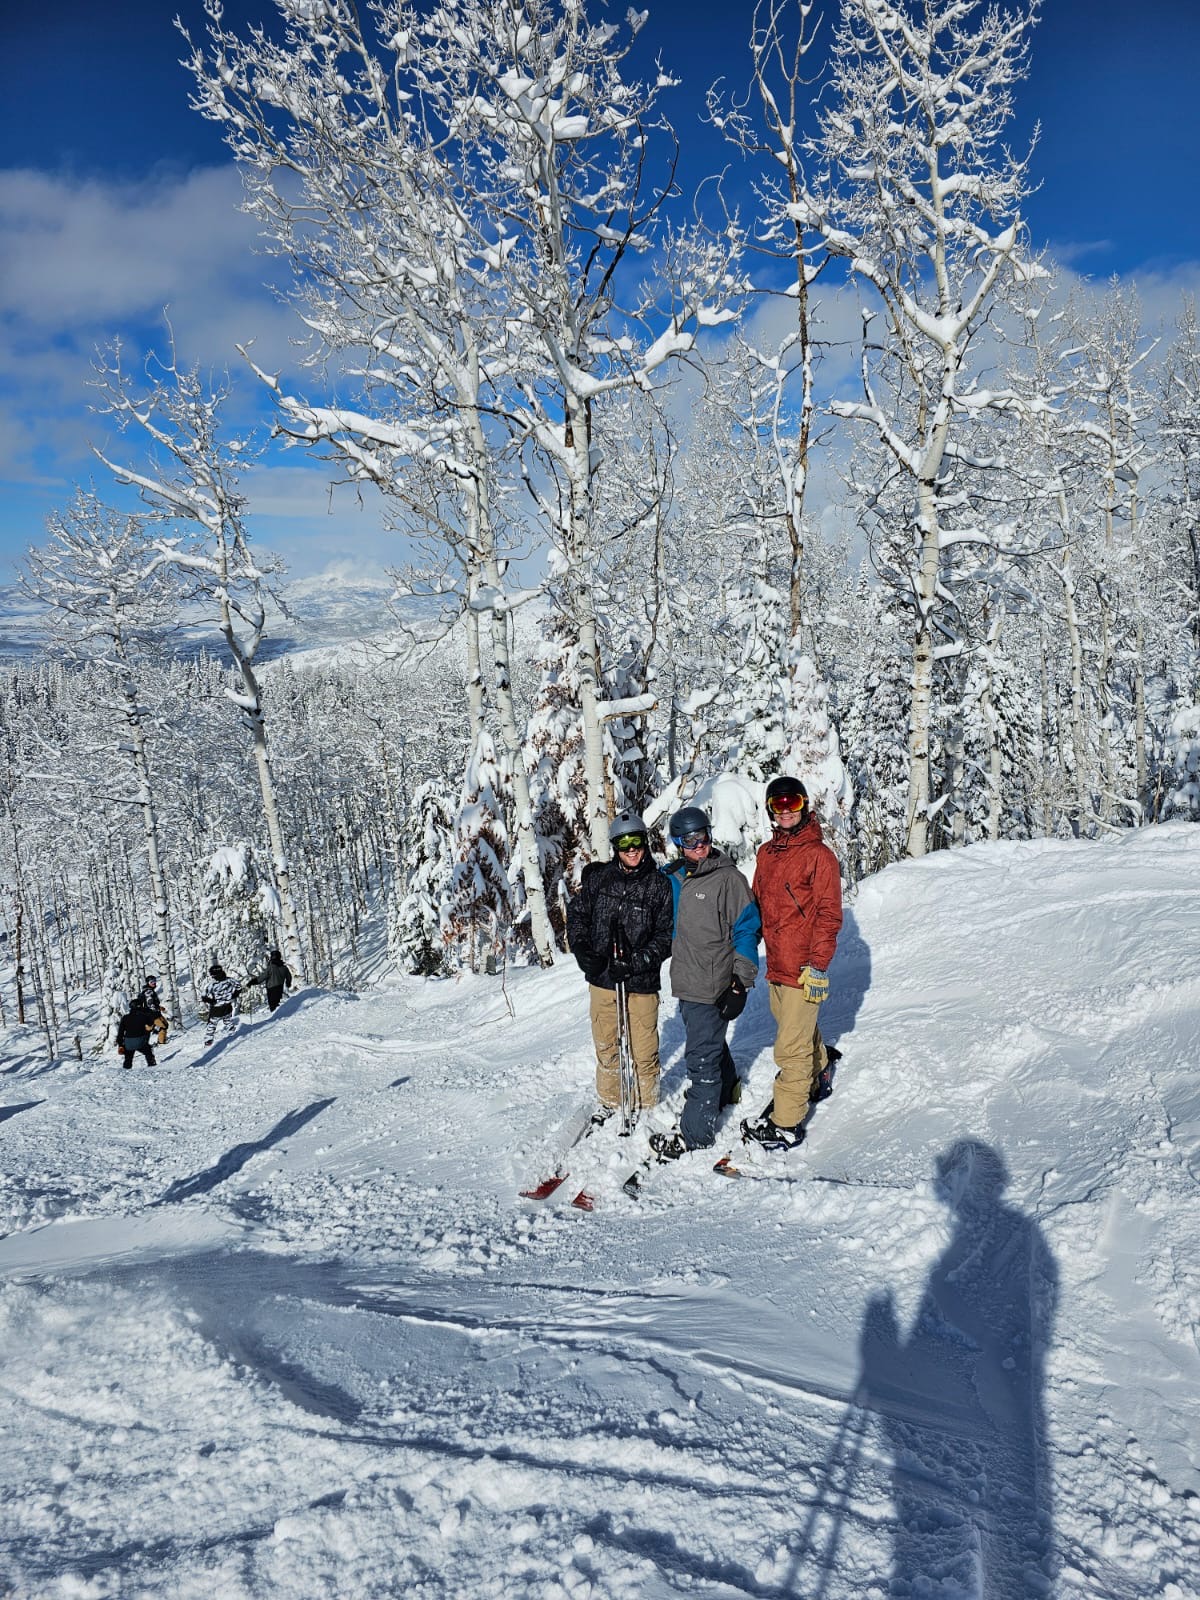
[768, 981, 828, 1129]
[589, 985, 661, 1110]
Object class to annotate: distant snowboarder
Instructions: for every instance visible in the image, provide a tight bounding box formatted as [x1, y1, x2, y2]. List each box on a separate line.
[248, 949, 293, 1013]
[116, 997, 160, 1069]
[201, 964, 242, 1047]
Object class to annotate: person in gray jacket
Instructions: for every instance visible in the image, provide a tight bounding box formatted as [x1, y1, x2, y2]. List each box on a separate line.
[650, 805, 761, 1159]
[248, 949, 293, 1013]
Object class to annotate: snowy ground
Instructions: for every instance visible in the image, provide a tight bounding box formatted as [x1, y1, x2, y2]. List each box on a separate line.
[1, 827, 1198, 1599]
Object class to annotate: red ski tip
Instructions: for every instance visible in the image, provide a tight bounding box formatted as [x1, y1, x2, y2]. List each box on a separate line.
[520, 1173, 567, 1200]
[713, 1156, 741, 1178]
[570, 1189, 595, 1211]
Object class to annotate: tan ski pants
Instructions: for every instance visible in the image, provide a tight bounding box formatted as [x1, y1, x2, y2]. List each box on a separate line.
[588, 985, 661, 1111]
[768, 981, 828, 1128]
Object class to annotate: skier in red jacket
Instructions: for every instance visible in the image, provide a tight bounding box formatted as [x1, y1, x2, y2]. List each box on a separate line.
[743, 776, 843, 1150]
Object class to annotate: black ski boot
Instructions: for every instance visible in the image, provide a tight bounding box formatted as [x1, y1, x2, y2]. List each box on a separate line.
[810, 1046, 842, 1103]
[649, 1130, 688, 1162]
[741, 1111, 805, 1152]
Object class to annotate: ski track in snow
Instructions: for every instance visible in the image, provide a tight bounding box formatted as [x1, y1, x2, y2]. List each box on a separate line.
[1, 827, 1199, 1598]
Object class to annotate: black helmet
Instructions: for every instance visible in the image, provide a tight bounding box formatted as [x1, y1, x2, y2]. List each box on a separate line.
[270, 949, 282, 961]
[765, 775, 809, 819]
[668, 805, 712, 846]
[143, 974, 158, 986]
[209, 963, 225, 979]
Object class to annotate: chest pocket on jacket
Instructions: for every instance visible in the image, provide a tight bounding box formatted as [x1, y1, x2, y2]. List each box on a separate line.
[785, 870, 815, 913]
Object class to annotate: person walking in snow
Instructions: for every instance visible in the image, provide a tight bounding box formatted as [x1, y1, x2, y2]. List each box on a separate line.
[565, 811, 674, 1119]
[116, 996, 160, 1069]
[649, 805, 761, 1161]
[247, 949, 293, 1013]
[742, 776, 843, 1152]
[201, 963, 242, 1047]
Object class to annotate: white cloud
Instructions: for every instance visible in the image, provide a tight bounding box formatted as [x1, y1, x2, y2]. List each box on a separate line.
[0, 163, 311, 562]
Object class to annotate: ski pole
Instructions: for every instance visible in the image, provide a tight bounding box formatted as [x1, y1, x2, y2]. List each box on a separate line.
[617, 979, 637, 1135]
[612, 922, 636, 1137]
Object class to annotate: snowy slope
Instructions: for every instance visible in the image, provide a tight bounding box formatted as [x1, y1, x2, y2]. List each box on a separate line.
[1, 827, 1198, 1599]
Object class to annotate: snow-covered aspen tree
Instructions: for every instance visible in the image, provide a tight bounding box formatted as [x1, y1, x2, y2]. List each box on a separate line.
[709, 0, 828, 640]
[184, 1, 559, 966]
[23, 490, 183, 1024]
[1060, 284, 1157, 826]
[1160, 297, 1200, 667]
[798, 0, 1041, 855]
[407, 0, 745, 859]
[92, 343, 306, 982]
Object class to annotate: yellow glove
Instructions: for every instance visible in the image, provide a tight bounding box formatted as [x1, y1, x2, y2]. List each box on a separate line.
[800, 966, 829, 1004]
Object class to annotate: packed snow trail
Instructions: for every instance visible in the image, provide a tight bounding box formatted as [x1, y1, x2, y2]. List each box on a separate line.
[1, 826, 1198, 1598]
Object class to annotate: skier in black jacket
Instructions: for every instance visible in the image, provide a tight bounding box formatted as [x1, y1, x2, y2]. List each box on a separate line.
[248, 949, 293, 1012]
[565, 810, 674, 1118]
[116, 998, 160, 1069]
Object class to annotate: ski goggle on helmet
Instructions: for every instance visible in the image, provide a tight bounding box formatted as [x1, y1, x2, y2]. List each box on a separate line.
[614, 833, 647, 851]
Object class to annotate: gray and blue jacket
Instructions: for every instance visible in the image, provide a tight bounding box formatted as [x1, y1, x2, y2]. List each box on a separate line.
[662, 849, 761, 1004]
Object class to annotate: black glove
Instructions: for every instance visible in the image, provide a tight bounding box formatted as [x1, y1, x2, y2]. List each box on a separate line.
[717, 977, 747, 1021]
[607, 954, 632, 984]
[578, 953, 606, 985]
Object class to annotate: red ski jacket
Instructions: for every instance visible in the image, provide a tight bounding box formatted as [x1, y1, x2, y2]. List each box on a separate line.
[753, 815, 843, 984]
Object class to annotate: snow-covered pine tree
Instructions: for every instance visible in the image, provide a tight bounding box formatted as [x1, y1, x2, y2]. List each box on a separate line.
[389, 784, 456, 977]
[1158, 705, 1200, 821]
[442, 732, 513, 974]
[725, 576, 790, 783]
[602, 630, 660, 821]
[525, 615, 590, 946]
[195, 844, 273, 999]
[839, 580, 912, 878]
[783, 648, 852, 842]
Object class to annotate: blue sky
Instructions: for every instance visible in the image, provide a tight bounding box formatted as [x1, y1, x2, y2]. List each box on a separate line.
[2, 0, 1198, 581]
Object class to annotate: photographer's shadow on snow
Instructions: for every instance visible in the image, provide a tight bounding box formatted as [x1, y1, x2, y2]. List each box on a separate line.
[848, 1140, 1059, 1597]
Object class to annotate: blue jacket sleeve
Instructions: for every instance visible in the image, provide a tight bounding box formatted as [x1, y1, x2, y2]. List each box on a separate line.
[731, 897, 761, 974]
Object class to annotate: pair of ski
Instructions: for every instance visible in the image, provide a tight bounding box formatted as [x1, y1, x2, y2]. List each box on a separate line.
[519, 1139, 651, 1210]
[520, 924, 644, 1210]
[516, 1103, 625, 1211]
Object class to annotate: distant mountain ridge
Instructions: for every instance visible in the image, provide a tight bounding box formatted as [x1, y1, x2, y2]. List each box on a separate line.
[0, 569, 440, 665]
